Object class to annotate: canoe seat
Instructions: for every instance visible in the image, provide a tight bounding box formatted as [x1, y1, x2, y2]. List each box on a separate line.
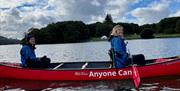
[84, 62, 111, 69]
[109, 64, 112, 68]
[53, 63, 64, 69]
[81, 62, 88, 69]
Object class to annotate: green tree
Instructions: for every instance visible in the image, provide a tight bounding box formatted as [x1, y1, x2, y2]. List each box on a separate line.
[95, 23, 113, 37]
[63, 30, 80, 42]
[140, 23, 156, 33]
[116, 23, 139, 34]
[164, 29, 175, 34]
[140, 28, 155, 39]
[130, 23, 141, 34]
[87, 22, 100, 37]
[175, 20, 180, 33]
[21, 21, 90, 44]
[104, 14, 113, 24]
[157, 17, 180, 33]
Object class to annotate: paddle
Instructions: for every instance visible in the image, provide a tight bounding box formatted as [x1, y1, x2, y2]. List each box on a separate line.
[132, 64, 141, 89]
[111, 48, 115, 68]
[128, 50, 141, 89]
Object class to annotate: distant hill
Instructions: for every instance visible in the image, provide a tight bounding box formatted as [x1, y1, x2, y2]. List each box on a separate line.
[0, 36, 20, 45]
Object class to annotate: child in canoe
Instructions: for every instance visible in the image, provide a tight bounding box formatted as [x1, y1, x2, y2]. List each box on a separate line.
[109, 25, 128, 68]
[20, 35, 51, 68]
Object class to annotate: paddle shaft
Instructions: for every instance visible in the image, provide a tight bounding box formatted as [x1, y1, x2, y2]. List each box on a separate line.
[111, 49, 115, 68]
[128, 49, 141, 89]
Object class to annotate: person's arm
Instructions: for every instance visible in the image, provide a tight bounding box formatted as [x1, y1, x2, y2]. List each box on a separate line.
[23, 46, 37, 61]
[111, 37, 127, 59]
[21, 47, 27, 66]
[111, 37, 124, 52]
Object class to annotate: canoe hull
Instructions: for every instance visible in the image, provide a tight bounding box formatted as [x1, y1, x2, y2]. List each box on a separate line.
[0, 60, 179, 81]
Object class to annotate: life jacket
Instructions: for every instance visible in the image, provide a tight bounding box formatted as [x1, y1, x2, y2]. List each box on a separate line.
[20, 44, 36, 66]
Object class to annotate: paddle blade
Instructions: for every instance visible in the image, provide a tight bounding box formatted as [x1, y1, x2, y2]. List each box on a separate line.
[132, 65, 141, 89]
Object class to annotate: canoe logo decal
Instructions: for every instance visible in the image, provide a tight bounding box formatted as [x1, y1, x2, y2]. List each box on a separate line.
[74, 72, 88, 76]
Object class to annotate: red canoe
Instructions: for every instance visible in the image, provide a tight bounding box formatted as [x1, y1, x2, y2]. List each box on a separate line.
[0, 56, 180, 81]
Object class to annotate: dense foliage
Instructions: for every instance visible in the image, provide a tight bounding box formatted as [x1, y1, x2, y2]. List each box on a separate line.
[140, 28, 155, 39]
[175, 20, 180, 33]
[22, 21, 90, 44]
[17, 15, 180, 44]
[141, 17, 180, 34]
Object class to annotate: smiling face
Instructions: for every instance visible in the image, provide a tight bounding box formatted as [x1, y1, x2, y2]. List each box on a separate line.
[111, 25, 124, 38]
[116, 27, 124, 37]
[28, 37, 36, 45]
[114, 26, 124, 38]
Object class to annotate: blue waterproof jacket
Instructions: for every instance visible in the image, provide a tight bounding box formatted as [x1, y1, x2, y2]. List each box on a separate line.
[110, 36, 127, 68]
[20, 44, 36, 66]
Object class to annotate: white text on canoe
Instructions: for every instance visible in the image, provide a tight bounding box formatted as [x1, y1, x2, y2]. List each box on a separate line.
[89, 70, 132, 78]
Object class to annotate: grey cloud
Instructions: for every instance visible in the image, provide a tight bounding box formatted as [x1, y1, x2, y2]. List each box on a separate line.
[1, 0, 176, 39]
[51, 0, 107, 22]
[130, 0, 171, 25]
[0, 7, 57, 39]
[1, 0, 138, 38]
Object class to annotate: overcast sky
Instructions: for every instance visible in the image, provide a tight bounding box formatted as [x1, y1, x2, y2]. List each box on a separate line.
[0, 0, 180, 39]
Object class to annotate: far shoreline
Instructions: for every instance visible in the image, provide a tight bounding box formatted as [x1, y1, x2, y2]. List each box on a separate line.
[91, 34, 180, 41]
[1, 34, 180, 45]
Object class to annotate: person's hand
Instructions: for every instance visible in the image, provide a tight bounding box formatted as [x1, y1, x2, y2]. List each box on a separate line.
[40, 56, 47, 61]
[42, 56, 47, 59]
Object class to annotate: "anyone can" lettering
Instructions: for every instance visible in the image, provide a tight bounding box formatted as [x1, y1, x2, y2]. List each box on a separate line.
[89, 70, 132, 78]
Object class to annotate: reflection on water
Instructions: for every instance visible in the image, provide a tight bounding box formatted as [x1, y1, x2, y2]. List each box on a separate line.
[0, 38, 180, 90]
[0, 76, 179, 91]
[0, 79, 133, 91]
[141, 76, 180, 91]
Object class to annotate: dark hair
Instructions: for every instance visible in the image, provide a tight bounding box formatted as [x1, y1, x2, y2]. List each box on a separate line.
[25, 35, 36, 49]
[26, 35, 34, 42]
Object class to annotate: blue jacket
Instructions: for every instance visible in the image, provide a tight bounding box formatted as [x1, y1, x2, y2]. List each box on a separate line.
[20, 44, 37, 66]
[110, 36, 127, 68]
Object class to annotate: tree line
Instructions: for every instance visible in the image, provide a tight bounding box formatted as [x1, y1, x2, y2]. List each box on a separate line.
[0, 36, 19, 45]
[21, 14, 180, 44]
[140, 17, 180, 38]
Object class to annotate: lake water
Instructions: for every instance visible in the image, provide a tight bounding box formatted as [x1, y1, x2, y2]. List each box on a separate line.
[1, 38, 180, 63]
[0, 38, 180, 90]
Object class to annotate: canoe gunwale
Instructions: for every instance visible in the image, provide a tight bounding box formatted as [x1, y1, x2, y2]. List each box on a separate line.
[0, 59, 179, 71]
